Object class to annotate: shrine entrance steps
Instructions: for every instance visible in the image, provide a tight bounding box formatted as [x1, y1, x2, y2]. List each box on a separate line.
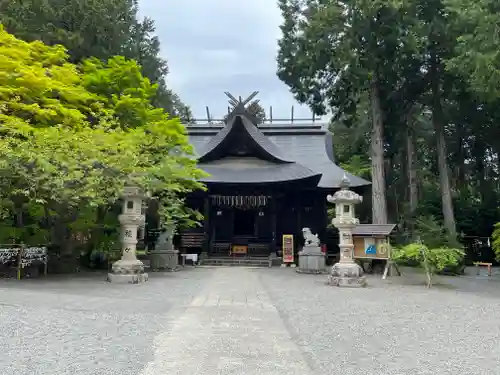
[200, 256, 274, 268]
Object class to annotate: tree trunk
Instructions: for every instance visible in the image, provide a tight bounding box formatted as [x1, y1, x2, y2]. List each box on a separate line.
[473, 137, 491, 203]
[369, 77, 388, 224]
[426, 271, 432, 288]
[430, 53, 456, 238]
[455, 126, 466, 188]
[14, 201, 24, 243]
[406, 122, 418, 217]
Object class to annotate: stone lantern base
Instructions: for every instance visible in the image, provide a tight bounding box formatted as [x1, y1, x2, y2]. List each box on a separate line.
[326, 261, 367, 287]
[107, 259, 149, 284]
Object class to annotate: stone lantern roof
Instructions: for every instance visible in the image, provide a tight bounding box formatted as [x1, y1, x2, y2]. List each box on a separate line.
[327, 175, 363, 205]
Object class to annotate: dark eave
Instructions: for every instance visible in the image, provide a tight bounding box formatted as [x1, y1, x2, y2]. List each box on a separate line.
[199, 157, 322, 186]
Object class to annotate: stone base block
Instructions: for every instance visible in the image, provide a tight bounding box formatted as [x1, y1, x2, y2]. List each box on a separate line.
[296, 267, 328, 274]
[326, 261, 367, 288]
[151, 266, 182, 272]
[326, 275, 367, 287]
[107, 272, 149, 284]
[111, 259, 145, 274]
[150, 250, 179, 271]
[298, 251, 326, 274]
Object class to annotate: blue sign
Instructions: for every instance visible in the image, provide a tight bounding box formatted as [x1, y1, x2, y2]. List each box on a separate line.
[365, 245, 376, 254]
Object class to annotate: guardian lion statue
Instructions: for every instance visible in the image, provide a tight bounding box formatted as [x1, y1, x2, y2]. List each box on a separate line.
[302, 227, 320, 247]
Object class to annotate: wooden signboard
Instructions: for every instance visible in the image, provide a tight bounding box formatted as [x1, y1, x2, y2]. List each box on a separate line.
[180, 233, 205, 248]
[353, 237, 391, 260]
[231, 245, 247, 255]
[0, 245, 48, 279]
[282, 234, 294, 263]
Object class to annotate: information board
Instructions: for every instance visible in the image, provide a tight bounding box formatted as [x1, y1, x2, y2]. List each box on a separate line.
[282, 234, 294, 263]
[353, 237, 390, 260]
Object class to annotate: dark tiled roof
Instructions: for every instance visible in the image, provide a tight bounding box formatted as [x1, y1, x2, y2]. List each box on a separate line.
[199, 157, 321, 184]
[187, 122, 371, 188]
[197, 115, 292, 163]
[352, 224, 396, 236]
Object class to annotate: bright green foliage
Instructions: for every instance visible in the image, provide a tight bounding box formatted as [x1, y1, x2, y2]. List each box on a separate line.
[392, 242, 464, 287]
[81, 56, 164, 128]
[0, 26, 99, 130]
[0, 29, 205, 250]
[1, 125, 142, 207]
[491, 223, 500, 261]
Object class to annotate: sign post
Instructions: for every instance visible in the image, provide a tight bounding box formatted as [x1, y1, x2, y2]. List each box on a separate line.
[282, 234, 294, 266]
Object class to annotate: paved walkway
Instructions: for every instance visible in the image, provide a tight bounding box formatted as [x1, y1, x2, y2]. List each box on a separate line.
[140, 268, 312, 374]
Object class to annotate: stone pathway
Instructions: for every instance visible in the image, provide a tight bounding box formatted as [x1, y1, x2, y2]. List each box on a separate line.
[140, 268, 313, 375]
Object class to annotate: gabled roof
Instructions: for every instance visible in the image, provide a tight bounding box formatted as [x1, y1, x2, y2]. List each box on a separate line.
[186, 92, 370, 188]
[187, 123, 371, 188]
[197, 114, 292, 163]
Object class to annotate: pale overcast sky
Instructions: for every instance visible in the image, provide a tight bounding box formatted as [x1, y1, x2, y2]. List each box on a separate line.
[138, 0, 316, 120]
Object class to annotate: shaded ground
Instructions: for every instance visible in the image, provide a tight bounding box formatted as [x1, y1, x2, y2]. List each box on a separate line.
[0, 267, 499, 374]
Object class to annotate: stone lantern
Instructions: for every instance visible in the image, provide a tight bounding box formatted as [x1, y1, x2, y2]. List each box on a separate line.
[107, 186, 149, 284]
[326, 175, 367, 287]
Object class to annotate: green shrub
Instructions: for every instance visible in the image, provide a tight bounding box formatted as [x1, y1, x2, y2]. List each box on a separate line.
[491, 222, 500, 261]
[392, 242, 464, 287]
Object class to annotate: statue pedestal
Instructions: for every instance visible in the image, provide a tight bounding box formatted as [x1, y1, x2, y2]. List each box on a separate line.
[326, 261, 367, 287]
[297, 245, 326, 274]
[149, 225, 180, 271]
[107, 259, 149, 284]
[149, 249, 180, 271]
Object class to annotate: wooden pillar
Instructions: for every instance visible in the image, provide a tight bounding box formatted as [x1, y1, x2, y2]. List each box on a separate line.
[271, 196, 277, 255]
[295, 192, 302, 257]
[203, 196, 210, 255]
[296, 192, 302, 236]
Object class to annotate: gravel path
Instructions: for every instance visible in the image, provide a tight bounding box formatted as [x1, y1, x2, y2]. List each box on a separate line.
[0, 267, 499, 374]
[261, 268, 500, 375]
[0, 270, 207, 375]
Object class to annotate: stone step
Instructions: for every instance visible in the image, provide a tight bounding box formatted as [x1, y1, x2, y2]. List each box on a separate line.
[201, 258, 271, 267]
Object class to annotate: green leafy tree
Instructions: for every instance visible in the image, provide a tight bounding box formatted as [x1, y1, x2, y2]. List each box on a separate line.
[444, 0, 500, 98]
[0, 0, 136, 62]
[0, 27, 99, 131]
[277, 0, 421, 225]
[0, 0, 192, 118]
[392, 242, 464, 287]
[0, 30, 205, 262]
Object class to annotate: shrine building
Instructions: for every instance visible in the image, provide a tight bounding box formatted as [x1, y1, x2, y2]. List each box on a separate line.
[178, 93, 371, 260]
